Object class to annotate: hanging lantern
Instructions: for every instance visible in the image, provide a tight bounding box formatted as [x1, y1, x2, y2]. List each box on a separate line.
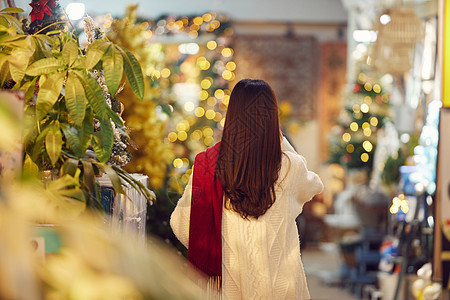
[373, 6, 423, 76]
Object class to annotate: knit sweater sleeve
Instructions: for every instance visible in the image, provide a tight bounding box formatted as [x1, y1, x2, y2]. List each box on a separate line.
[292, 153, 324, 204]
[170, 176, 192, 249]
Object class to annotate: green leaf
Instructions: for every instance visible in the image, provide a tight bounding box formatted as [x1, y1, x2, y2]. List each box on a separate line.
[23, 106, 38, 145]
[106, 103, 123, 127]
[46, 172, 86, 204]
[65, 71, 86, 126]
[92, 117, 113, 163]
[23, 77, 38, 102]
[0, 58, 9, 86]
[31, 125, 50, 161]
[85, 39, 111, 69]
[116, 46, 144, 100]
[81, 160, 95, 194]
[72, 56, 86, 69]
[98, 163, 125, 195]
[36, 71, 66, 121]
[62, 40, 79, 67]
[0, 7, 24, 13]
[23, 154, 39, 177]
[74, 70, 107, 119]
[61, 123, 83, 157]
[80, 107, 93, 153]
[45, 121, 62, 166]
[26, 57, 65, 76]
[8, 47, 34, 83]
[60, 158, 79, 177]
[103, 45, 123, 96]
[0, 13, 23, 34]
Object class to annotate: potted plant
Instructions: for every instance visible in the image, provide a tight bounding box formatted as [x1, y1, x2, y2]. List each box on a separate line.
[0, 3, 154, 216]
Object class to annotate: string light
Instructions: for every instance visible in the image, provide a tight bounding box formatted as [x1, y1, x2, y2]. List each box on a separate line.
[342, 132, 351, 142]
[364, 82, 373, 91]
[350, 122, 359, 131]
[360, 103, 369, 113]
[178, 131, 188, 141]
[373, 84, 381, 93]
[390, 194, 409, 214]
[370, 116, 378, 126]
[363, 140, 373, 152]
[361, 153, 369, 162]
[168, 132, 178, 142]
[195, 107, 205, 117]
[346, 144, 354, 153]
[173, 158, 183, 168]
[207, 40, 217, 50]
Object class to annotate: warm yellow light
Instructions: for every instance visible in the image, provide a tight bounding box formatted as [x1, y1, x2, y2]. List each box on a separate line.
[342, 132, 351, 142]
[205, 109, 216, 119]
[184, 101, 195, 112]
[346, 144, 354, 153]
[363, 140, 373, 152]
[161, 68, 171, 78]
[352, 104, 360, 113]
[214, 89, 224, 99]
[393, 197, 400, 206]
[199, 90, 209, 100]
[193, 16, 203, 25]
[189, 31, 198, 39]
[190, 24, 199, 31]
[401, 205, 409, 213]
[204, 136, 214, 146]
[168, 132, 178, 142]
[222, 95, 230, 105]
[226, 61, 236, 71]
[191, 130, 202, 140]
[361, 153, 369, 162]
[199, 60, 210, 70]
[173, 158, 183, 168]
[220, 118, 226, 127]
[363, 128, 372, 136]
[399, 193, 405, 200]
[195, 107, 205, 117]
[207, 97, 217, 107]
[221, 48, 233, 57]
[364, 82, 372, 91]
[358, 73, 366, 83]
[373, 84, 381, 93]
[176, 122, 187, 132]
[207, 40, 217, 50]
[201, 79, 212, 89]
[203, 127, 213, 136]
[350, 122, 359, 131]
[364, 96, 372, 104]
[178, 131, 188, 141]
[181, 174, 190, 184]
[222, 70, 233, 80]
[390, 205, 399, 214]
[370, 117, 378, 126]
[362, 122, 370, 130]
[214, 112, 222, 122]
[360, 103, 369, 113]
[202, 13, 212, 22]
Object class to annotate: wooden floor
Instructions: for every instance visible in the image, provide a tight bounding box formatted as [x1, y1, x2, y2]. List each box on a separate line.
[302, 244, 359, 300]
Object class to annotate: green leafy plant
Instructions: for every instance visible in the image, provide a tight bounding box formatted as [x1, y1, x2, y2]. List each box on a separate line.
[0, 7, 153, 211]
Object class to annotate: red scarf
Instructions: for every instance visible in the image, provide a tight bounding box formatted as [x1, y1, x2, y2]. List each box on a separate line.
[189, 142, 223, 287]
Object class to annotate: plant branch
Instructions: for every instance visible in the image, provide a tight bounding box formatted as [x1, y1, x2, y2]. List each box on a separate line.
[33, 21, 67, 35]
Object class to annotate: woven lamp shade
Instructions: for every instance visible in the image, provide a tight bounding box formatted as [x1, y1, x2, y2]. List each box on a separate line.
[374, 6, 423, 75]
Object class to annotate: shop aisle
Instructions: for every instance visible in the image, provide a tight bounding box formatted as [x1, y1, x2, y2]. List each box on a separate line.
[302, 245, 358, 300]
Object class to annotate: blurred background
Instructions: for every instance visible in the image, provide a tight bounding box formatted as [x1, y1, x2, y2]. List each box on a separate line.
[1, 0, 449, 299]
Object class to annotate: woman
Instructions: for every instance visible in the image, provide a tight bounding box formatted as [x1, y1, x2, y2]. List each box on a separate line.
[170, 79, 323, 299]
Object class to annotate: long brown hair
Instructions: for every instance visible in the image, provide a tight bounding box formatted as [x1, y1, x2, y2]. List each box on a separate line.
[216, 79, 282, 219]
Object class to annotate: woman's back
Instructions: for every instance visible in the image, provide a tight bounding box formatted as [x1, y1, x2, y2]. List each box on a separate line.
[222, 147, 322, 300]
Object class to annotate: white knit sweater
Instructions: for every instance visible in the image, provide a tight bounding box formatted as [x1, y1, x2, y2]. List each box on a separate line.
[170, 138, 324, 299]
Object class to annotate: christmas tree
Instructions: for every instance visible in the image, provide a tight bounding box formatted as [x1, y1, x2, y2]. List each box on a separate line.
[328, 72, 391, 174]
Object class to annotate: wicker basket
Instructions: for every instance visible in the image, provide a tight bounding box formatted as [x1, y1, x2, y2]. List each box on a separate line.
[374, 6, 423, 75]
